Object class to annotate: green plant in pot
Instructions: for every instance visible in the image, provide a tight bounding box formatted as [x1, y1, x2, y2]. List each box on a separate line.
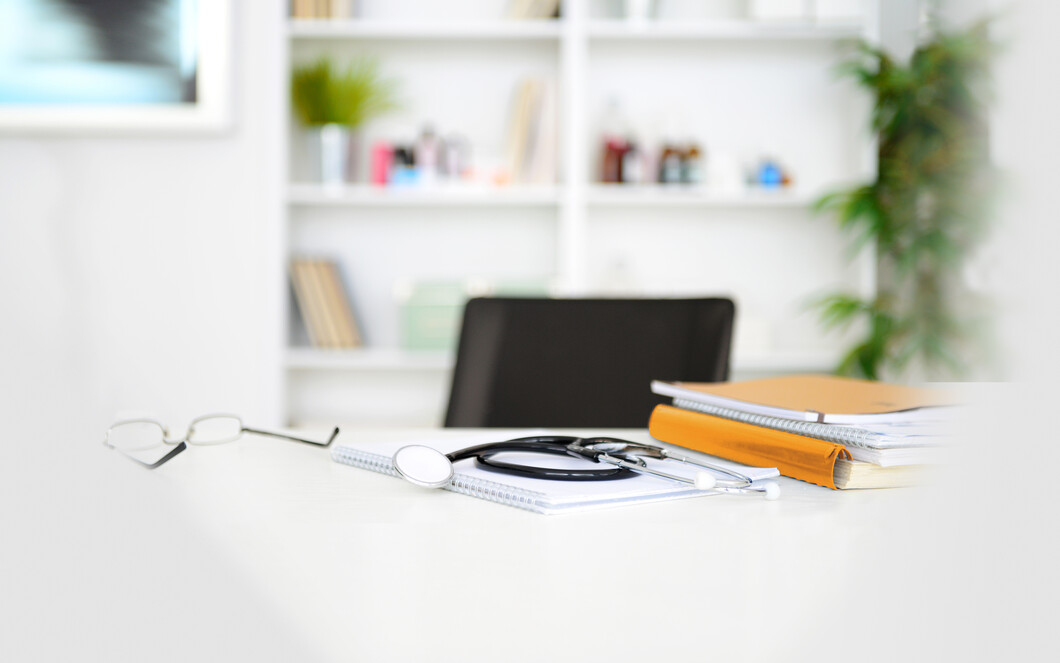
[815, 19, 996, 381]
[291, 57, 398, 185]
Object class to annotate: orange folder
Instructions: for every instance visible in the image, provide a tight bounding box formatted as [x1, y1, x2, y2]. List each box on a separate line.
[648, 404, 851, 489]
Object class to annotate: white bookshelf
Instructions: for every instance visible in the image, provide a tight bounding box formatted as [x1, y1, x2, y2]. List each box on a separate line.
[281, 0, 879, 427]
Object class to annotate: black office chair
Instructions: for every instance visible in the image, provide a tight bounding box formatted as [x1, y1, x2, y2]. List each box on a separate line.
[444, 297, 735, 428]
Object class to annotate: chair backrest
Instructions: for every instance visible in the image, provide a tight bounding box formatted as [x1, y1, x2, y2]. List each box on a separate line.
[444, 297, 735, 428]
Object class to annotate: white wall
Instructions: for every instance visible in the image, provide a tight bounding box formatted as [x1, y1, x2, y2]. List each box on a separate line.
[986, 0, 1060, 382]
[0, 0, 286, 434]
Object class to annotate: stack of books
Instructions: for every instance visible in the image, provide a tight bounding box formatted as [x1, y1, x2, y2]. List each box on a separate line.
[648, 374, 955, 490]
[290, 258, 363, 349]
[290, 0, 355, 19]
[505, 0, 561, 19]
[504, 77, 557, 185]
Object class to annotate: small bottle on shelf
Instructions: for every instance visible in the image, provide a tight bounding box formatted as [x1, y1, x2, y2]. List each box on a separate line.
[390, 147, 417, 186]
[601, 138, 626, 183]
[441, 134, 471, 181]
[370, 141, 393, 186]
[598, 96, 630, 184]
[416, 125, 440, 186]
[682, 142, 704, 186]
[658, 145, 682, 185]
[755, 157, 784, 189]
[621, 140, 643, 185]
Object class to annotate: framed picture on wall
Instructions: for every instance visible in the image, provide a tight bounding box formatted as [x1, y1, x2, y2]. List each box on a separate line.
[0, 0, 232, 133]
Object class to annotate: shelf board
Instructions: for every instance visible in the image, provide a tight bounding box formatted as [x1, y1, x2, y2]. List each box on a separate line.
[288, 19, 861, 42]
[586, 185, 815, 208]
[288, 19, 562, 40]
[286, 347, 453, 372]
[288, 184, 562, 208]
[586, 20, 864, 41]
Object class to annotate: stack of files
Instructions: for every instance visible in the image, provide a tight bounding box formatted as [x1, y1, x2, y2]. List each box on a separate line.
[290, 258, 363, 349]
[649, 375, 956, 490]
[332, 431, 780, 514]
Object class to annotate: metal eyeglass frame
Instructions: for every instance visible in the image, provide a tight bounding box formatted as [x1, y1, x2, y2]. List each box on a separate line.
[102, 413, 340, 469]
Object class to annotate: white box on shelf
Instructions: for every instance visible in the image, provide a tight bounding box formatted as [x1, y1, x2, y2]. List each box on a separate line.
[749, 0, 812, 21]
[815, 0, 864, 23]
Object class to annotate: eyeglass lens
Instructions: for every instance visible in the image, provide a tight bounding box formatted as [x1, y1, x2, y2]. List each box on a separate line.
[107, 421, 165, 452]
[186, 415, 243, 445]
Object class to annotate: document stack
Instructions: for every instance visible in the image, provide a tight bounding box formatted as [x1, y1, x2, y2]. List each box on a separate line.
[648, 375, 956, 490]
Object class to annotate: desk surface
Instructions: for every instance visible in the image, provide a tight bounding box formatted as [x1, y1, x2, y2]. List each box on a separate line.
[1, 415, 1048, 663]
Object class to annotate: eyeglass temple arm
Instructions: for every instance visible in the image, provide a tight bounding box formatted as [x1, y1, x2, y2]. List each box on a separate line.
[113, 440, 188, 469]
[241, 426, 340, 447]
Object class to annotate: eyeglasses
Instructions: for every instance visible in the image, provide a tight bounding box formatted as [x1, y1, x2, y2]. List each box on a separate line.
[102, 413, 339, 469]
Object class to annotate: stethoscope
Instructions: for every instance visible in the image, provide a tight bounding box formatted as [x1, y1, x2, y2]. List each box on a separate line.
[392, 435, 780, 500]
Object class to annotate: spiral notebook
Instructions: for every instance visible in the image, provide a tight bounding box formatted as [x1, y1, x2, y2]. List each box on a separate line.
[331, 432, 779, 515]
[652, 375, 955, 424]
[652, 377, 954, 467]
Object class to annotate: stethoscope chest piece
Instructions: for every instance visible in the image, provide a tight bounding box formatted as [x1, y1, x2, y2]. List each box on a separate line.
[393, 444, 455, 488]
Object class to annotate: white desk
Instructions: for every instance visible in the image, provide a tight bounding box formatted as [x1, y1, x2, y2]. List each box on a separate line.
[1, 415, 1047, 663]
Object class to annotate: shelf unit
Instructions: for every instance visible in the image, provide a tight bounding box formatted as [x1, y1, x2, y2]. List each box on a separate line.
[281, 0, 879, 427]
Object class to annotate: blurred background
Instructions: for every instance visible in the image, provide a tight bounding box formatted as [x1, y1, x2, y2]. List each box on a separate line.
[0, 0, 1052, 436]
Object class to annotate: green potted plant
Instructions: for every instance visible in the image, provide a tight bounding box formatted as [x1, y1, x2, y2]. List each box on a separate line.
[291, 57, 398, 185]
[815, 18, 996, 381]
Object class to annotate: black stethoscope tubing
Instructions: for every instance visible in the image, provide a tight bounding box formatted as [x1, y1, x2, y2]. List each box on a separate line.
[446, 435, 639, 481]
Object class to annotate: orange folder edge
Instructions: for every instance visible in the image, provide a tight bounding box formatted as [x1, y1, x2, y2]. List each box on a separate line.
[648, 404, 851, 490]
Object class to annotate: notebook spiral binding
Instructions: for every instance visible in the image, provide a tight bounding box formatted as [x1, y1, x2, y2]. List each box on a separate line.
[331, 446, 545, 512]
[671, 398, 882, 450]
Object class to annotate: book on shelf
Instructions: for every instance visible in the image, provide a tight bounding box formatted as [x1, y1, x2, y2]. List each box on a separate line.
[506, 0, 561, 20]
[291, 0, 354, 20]
[504, 77, 557, 185]
[648, 374, 955, 489]
[289, 258, 363, 349]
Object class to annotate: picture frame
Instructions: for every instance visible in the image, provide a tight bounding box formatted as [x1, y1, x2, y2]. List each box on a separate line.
[0, 0, 232, 134]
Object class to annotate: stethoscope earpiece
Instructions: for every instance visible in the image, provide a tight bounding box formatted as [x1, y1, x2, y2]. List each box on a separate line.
[694, 472, 717, 490]
[763, 482, 781, 501]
